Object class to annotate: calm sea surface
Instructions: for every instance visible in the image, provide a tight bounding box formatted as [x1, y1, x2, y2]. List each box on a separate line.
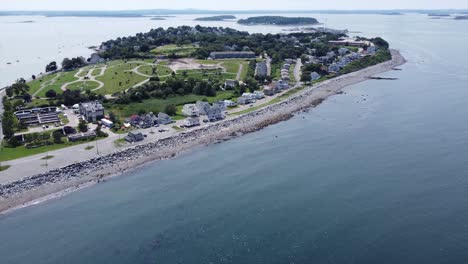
[1, 14, 468, 264]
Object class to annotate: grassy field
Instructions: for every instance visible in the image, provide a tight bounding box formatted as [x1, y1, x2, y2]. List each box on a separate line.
[151, 44, 198, 57]
[36, 70, 80, 97]
[0, 138, 105, 162]
[28, 74, 58, 95]
[109, 91, 235, 119]
[67, 81, 101, 92]
[95, 62, 148, 95]
[137, 64, 173, 77]
[90, 67, 104, 76]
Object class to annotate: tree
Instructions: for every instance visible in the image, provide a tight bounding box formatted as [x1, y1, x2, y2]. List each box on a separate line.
[52, 130, 63, 144]
[78, 120, 88, 132]
[164, 104, 177, 116]
[23, 93, 32, 103]
[5, 86, 13, 97]
[46, 61, 58, 72]
[109, 111, 117, 123]
[2, 111, 17, 139]
[45, 89, 57, 98]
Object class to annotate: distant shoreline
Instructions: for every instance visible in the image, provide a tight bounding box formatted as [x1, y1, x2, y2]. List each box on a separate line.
[0, 50, 406, 215]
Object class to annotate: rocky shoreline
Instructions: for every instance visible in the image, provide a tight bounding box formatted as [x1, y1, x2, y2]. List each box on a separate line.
[0, 49, 406, 214]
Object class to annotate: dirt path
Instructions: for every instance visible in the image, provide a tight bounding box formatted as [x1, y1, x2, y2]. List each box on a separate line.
[61, 65, 107, 92]
[236, 63, 244, 81]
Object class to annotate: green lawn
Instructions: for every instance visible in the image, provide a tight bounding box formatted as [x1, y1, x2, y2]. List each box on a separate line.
[195, 59, 220, 65]
[221, 61, 241, 73]
[289, 63, 296, 83]
[0, 165, 11, 171]
[29, 74, 58, 95]
[67, 81, 100, 92]
[35, 70, 80, 97]
[151, 44, 198, 57]
[90, 67, 104, 77]
[95, 62, 148, 95]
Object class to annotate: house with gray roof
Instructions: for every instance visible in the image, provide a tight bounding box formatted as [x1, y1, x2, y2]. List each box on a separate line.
[157, 112, 173, 125]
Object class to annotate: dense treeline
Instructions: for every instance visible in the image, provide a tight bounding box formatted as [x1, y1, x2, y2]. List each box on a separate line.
[99, 26, 343, 64]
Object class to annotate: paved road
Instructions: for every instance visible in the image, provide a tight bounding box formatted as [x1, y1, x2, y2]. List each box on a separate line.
[294, 58, 303, 83]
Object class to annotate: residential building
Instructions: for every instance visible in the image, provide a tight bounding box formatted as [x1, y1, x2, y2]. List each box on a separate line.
[79, 101, 104, 122]
[157, 112, 173, 125]
[256, 61, 268, 77]
[87, 53, 105, 64]
[125, 131, 144, 143]
[196, 101, 211, 115]
[182, 104, 200, 117]
[328, 63, 341, 73]
[328, 39, 371, 47]
[338, 47, 349, 56]
[209, 51, 256, 60]
[183, 117, 200, 127]
[206, 105, 225, 122]
[311, 72, 321, 81]
[222, 100, 237, 107]
[224, 79, 237, 89]
[253, 91, 265, 99]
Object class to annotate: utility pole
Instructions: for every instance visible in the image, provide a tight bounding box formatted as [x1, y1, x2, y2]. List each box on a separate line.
[96, 137, 99, 156]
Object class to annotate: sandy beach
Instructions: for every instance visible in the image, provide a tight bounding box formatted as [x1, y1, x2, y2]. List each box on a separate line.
[0, 49, 406, 214]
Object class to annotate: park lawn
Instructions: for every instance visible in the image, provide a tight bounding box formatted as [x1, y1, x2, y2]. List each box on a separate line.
[36, 70, 80, 97]
[109, 91, 235, 119]
[239, 61, 249, 81]
[95, 62, 148, 95]
[90, 67, 104, 77]
[28, 73, 58, 95]
[151, 44, 198, 57]
[221, 61, 241, 73]
[137, 65, 158, 76]
[0, 138, 104, 162]
[67, 81, 101, 92]
[25, 98, 55, 108]
[76, 67, 92, 78]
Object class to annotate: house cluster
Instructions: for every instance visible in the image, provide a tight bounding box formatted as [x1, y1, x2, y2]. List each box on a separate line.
[263, 80, 290, 96]
[125, 131, 145, 143]
[328, 37, 372, 47]
[181, 101, 229, 125]
[126, 112, 173, 129]
[280, 59, 294, 82]
[326, 48, 365, 73]
[255, 61, 268, 77]
[237, 91, 265, 105]
[209, 51, 256, 60]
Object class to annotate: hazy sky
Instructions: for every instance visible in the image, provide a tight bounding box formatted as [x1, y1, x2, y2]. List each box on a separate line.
[2, 0, 468, 11]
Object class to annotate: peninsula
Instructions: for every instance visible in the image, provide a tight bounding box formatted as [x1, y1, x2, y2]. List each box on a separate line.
[238, 16, 319, 25]
[195, 15, 236, 21]
[0, 26, 405, 213]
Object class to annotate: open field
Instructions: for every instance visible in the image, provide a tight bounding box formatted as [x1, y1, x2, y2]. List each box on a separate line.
[67, 81, 101, 92]
[35, 70, 80, 97]
[95, 62, 147, 95]
[151, 44, 198, 57]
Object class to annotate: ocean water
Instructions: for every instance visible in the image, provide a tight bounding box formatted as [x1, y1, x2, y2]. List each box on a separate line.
[1, 14, 468, 264]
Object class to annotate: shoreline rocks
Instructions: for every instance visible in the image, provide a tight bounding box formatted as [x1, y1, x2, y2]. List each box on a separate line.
[0, 50, 406, 214]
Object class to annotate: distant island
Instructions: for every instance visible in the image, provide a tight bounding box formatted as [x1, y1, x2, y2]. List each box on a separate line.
[150, 17, 166, 20]
[428, 13, 451, 17]
[454, 15, 468, 20]
[238, 16, 319, 26]
[195, 15, 236, 21]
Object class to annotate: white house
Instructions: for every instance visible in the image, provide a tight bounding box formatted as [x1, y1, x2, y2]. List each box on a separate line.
[87, 53, 105, 64]
[182, 104, 200, 117]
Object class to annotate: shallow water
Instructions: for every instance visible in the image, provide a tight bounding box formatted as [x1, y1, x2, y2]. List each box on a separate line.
[1, 13, 468, 264]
